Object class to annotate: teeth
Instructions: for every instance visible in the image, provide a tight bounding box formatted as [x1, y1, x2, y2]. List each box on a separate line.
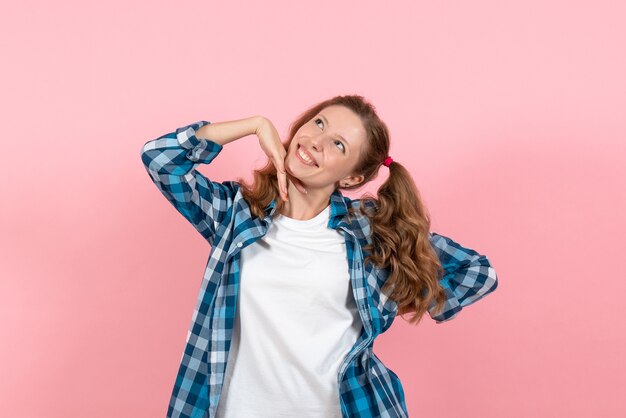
[298, 147, 316, 166]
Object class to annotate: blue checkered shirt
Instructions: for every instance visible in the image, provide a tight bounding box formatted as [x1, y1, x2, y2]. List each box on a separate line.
[140, 121, 499, 418]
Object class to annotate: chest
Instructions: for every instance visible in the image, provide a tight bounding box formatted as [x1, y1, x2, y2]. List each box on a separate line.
[239, 223, 354, 317]
[209, 205, 397, 340]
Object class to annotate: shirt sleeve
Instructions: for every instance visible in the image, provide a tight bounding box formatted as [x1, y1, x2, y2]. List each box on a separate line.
[427, 231, 499, 323]
[140, 120, 238, 246]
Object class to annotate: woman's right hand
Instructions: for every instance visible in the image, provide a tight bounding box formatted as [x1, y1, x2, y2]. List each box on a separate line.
[256, 117, 307, 202]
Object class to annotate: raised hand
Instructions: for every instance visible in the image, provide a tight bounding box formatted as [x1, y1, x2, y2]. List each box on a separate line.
[256, 118, 307, 202]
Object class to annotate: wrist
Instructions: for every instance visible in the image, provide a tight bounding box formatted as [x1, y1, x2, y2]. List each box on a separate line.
[254, 115, 269, 135]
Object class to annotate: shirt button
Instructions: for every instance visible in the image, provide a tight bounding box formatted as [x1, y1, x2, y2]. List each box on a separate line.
[236, 242, 243, 248]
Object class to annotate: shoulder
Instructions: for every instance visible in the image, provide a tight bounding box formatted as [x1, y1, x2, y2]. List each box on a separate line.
[347, 198, 378, 242]
[221, 180, 242, 195]
[349, 196, 378, 215]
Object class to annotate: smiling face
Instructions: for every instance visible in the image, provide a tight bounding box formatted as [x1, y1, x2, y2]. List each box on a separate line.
[286, 104, 368, 191]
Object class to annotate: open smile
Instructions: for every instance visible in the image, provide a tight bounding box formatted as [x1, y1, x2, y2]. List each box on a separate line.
[296, 145, 318, 167]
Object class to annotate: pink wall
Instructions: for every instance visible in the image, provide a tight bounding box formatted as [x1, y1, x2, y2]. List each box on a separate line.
[1, 1, 625, 417]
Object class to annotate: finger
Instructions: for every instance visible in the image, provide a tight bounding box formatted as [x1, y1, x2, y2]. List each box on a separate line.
[283, 176, 289, 201]
[274, 154, 286, 174]
[285, 169, 304, 194]
[294, 179, 307, 195]
[291, 178, 306, 195]
[277, 171, 288, 201]
[271, 156, 287, 200]
[286, 171, 307, 195]
[278, 153, 289, 200]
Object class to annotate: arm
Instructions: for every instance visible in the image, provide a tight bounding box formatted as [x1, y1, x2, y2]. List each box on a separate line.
[194, 115, 265, 146]
[139, 116, 265, 246]
[427, 232, 499, 323]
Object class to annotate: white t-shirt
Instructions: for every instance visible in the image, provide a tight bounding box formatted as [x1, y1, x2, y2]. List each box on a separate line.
[215, 203, 362, 418]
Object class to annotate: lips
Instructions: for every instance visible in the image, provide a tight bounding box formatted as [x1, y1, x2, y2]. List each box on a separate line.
[297, 145, 318, 167]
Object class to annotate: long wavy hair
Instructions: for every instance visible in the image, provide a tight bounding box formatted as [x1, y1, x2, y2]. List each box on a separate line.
[235, 94, 447, 325]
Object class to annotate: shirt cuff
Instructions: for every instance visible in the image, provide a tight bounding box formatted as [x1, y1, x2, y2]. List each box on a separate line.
[175, 120, 223, 163]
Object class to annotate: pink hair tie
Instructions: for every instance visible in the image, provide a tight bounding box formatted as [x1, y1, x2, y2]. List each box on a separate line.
[383, 156, 393, 167]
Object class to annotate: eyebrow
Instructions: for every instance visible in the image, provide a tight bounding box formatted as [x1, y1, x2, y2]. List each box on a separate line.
[319, 114, 350, 150]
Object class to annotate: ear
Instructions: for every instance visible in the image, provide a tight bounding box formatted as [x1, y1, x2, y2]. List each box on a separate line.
[341, 174, 365, 187]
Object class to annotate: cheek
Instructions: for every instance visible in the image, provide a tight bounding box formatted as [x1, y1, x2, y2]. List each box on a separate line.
[326, 157, 345, 172]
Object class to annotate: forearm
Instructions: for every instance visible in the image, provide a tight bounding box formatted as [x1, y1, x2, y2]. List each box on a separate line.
[195, 115, 266, 146]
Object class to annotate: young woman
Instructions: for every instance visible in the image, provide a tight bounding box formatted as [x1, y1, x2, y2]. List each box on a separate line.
[140, 94, 498, 418]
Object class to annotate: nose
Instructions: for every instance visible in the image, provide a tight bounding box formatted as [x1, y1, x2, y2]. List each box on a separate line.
[310, 135, 325, 152]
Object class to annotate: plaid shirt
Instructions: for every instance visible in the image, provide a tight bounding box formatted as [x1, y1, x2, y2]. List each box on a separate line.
[140, 121, 499, 418]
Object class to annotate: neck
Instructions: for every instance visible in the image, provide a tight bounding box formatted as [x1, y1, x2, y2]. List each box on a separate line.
[279, 182, 333, 220]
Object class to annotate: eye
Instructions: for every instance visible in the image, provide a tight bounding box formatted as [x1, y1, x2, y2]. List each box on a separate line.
[315, 118, 346, 153]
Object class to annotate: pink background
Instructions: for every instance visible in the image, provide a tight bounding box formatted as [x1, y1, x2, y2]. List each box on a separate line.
[1, 1, 625, 417]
